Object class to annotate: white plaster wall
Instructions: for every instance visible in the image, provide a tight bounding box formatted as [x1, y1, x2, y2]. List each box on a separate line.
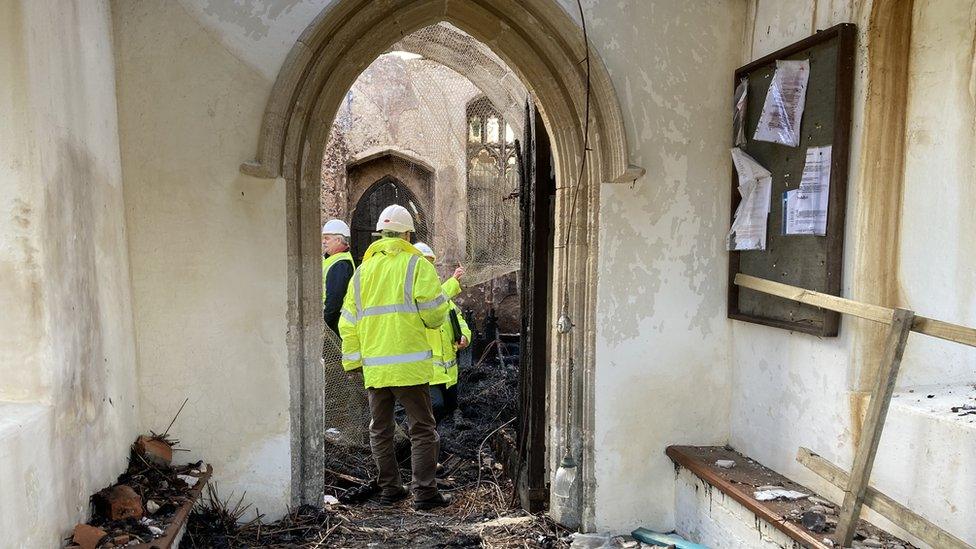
[112, 0, 291, 517]
[175, 0, 329, 82]
[585, 0, 745, 533]
[897, 0, 976, 387]
[0, 404, 59, 549]
[730, 0, 868, 499]
[0, 0, 43, 402]
[0, 0, 139, 545]
[730, 1, 976, 546]
[674, 468, 803, 549]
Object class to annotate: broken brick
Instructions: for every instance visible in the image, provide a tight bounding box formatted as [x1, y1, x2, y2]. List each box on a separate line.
[72, 524, 108, 549]
[113, 534, 131, 546]
[94, 484, 144, 521]
[133, 435, 173, 466]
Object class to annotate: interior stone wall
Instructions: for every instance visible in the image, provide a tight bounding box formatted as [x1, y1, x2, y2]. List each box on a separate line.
[579, 0, 745, 532]
[0, 0, 139, 545]
[112, 0, 292, 517]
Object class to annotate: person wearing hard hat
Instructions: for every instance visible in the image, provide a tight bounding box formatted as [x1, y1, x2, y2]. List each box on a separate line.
[322, 219, 355, 336]
[338, 204, 453, 510]
[414, 242, 470, 425]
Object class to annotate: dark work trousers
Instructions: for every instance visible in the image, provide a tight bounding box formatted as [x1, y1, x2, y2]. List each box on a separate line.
[366, 384, 440, 500]
[430, 383, 459, 425]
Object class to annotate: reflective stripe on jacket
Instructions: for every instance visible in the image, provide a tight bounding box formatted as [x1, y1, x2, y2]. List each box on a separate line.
[428, 294, 471, 388]
[338, 238, 450, 388]
[322, 251, 355, 303]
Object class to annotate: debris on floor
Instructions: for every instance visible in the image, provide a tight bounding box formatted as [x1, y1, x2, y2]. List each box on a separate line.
[753, 486, 809, 501]
[66, 431, 210, 548]
[667, 446, 918, 549]
[632, 527, 709, 548]
[186, 485, 570, 548]
[187, 339, 567, 548]
[569, 532, 611, 548]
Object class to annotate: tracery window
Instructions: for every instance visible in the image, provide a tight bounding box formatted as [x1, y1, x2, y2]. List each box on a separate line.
[465, 96, 519, 267]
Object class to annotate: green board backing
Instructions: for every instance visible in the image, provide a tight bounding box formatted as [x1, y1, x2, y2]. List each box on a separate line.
[728, 24, 856, 336]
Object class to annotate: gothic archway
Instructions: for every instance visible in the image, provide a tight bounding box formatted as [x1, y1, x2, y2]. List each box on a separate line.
[244, 0, 643, 528]
[349, 176, 431, 262]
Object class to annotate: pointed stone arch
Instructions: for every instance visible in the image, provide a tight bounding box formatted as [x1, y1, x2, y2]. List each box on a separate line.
[245, 0, 643, 528]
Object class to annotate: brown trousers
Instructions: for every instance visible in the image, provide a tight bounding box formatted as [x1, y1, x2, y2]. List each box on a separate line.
[367, 384, 440, 500]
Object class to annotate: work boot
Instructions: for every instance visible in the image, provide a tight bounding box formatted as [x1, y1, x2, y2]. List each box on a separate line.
[379, 486, 410, 505]
[413, 492, 452, 510]
[435, 462, 445, 476]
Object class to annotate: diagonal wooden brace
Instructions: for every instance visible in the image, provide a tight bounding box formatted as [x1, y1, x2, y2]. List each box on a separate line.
[835, 308, 915, 546]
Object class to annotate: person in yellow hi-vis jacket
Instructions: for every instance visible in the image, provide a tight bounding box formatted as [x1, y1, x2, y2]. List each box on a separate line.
[413, 242, 471, 425]
[338, 204, 453, 510]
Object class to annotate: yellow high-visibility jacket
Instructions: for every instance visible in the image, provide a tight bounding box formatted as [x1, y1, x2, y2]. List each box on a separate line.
[339, 238, 450, 388]
[427, 277, 470, 388]
[322, 251, 354, 304]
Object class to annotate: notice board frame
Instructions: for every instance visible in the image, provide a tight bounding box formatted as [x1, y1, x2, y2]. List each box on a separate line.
[728, 24, 856, 337]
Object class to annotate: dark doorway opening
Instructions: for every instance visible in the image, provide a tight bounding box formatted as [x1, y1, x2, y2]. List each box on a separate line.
[349, 176, 431, 262]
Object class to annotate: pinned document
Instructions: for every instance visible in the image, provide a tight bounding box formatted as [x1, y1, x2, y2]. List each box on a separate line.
[783, 145, 831, 235]
[727, 148, 772, 251]
[754, 59, 810, 147]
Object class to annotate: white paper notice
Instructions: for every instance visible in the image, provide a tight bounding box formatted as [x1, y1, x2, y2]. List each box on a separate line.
[733, 77, 748, 147]
[784, 145, 831, 235]
[753, 59, 810, 147]
[728, 148, 772, 251]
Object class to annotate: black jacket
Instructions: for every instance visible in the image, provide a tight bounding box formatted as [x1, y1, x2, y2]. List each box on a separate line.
[324, 259, 354, 335]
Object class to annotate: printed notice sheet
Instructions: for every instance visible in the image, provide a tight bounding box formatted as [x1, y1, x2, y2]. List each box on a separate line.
[783, 145, 832, 235]
[727, 148, 772, 251]
[753, 59, 810, 147]
[733, 77, 748, 147]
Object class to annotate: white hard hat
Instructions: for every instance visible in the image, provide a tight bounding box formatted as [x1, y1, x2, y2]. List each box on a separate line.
[375, 204, 415, 233]
[322, 219, 351, 237]
[414, 242, 435, 259]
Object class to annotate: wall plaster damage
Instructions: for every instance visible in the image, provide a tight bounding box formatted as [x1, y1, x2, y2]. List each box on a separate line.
[1, 1, 139, 546]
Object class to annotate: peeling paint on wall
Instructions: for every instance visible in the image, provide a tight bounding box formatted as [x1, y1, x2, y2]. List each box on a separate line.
[590, 0, 744, 533]
[175, 0, 337, 81]
[199, 0, 302, 40]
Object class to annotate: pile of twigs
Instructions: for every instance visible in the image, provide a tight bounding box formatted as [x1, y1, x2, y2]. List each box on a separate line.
[186, 468, 569, 548]
[185, 489, 335, 548]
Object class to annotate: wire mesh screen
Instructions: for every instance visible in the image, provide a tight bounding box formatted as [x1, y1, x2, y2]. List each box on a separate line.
[320, 22, 528, 457]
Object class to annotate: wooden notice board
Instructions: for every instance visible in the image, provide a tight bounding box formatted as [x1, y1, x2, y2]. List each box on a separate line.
[728, 24, 856, 337]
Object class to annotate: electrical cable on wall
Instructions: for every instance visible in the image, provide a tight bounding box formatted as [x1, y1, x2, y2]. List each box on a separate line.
[552, 0, 592, 504]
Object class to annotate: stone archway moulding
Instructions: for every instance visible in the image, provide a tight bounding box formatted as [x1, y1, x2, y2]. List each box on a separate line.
[245, 0, 643, 530]
[242, 2, 642, 185]
[391, 23, 529, 137]
[347, 146, 436, 174]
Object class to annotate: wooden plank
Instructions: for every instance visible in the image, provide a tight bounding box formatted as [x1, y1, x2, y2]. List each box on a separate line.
[132, 465, 212, 549]
[912, 315, 976, 348]
[735, 274, 894, 324]
[736, 274, 976, 348]
[797, 448, 974, 549]
[666, 446, 831, 549]
[835, 308, 915, 546]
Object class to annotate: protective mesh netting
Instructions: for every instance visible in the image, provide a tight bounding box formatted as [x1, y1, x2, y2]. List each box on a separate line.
[320, 23, 528, 458]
